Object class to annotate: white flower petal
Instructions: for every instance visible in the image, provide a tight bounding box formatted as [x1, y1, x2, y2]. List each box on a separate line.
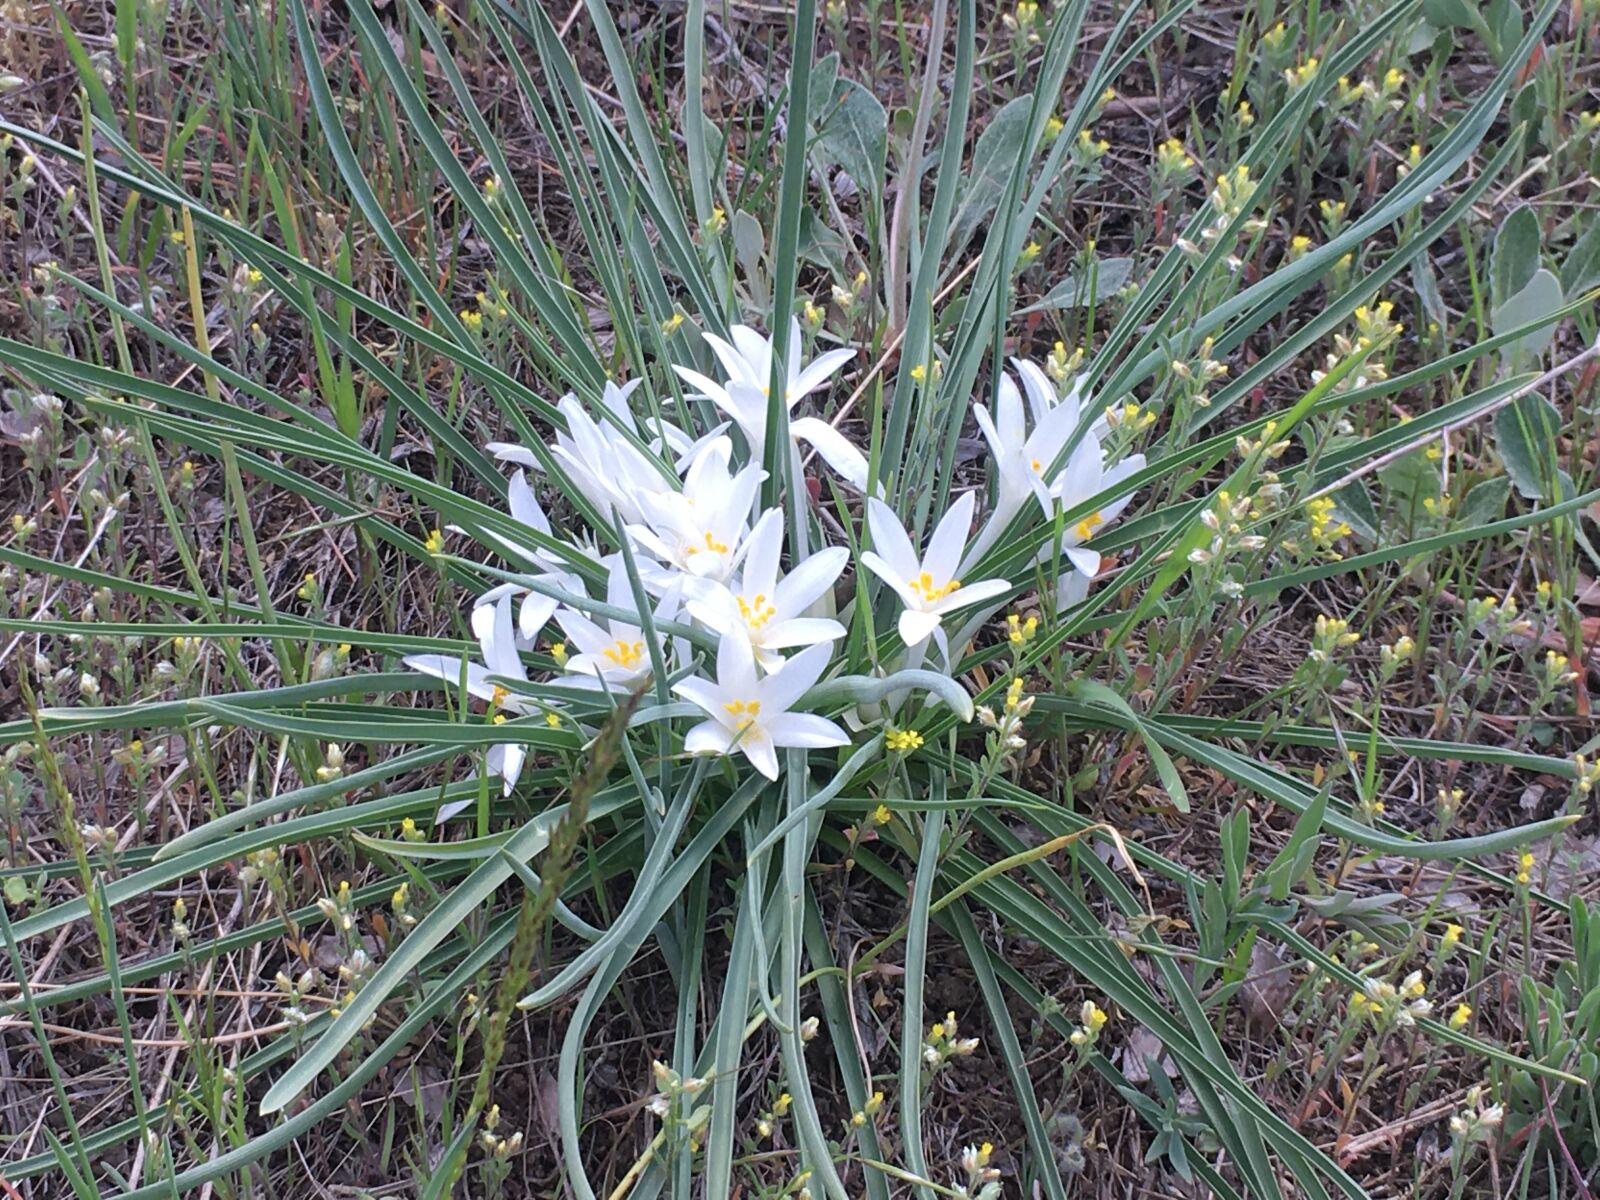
[924, 491, 977, 586]
[787, 347, 855, 401]
[934, 576, 1011, 614]
[715, 627, 761, 700]
[790, 417, 871, 491]
[672, 675, 726, 718]
[1064, 546, 1101, 578]
[774, 546, 848, 616]
[760, 617, 846, 650]
[684, 719, 736, 757]
[519, 591, 560, 640]
[866, 498, 920, 581]
[485, 441, 540, 468]
[672, 365, 732, 410]
[488, 743, 526, 795]
[760, 640, 834, 712]
[860, 550, 921, 610]
[898, 607, 943, 647]
[738, 725, 780, 781]
[764, 712, 850, 749]
[403, 654, 496, 702]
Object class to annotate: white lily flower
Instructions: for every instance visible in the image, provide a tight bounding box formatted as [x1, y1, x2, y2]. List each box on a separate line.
[1035, 436, 1146, 603]
[556, 559, 683, 690]
[973, 371, 1098, 527]
[672, 634, 848, 781]
[673, 319, 870, 490]
[1013, 357, 1096, 432]
[626, 436, 765, 583]
[470, 470, 591, 641]
[403, 592, 531, 808]
[677, 318, 855, 410]
[687, 509, 848, 671]
[860, 492, 1011, 649]
[489, 381, 672, 526]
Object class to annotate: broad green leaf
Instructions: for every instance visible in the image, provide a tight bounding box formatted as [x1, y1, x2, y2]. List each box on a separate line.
[1490, 205, 1541, 307]
[1458, 475, 1511, 526]
[1018, 255, 1135, 313]
[945, 94, 1033, 258]
[1559, 216, 1600, 298]
[1420, 0, 1474, 27]
[1494, 393, 1564, 499]
[1492, 267, 1564, 362]
[813, 76, 888, 208]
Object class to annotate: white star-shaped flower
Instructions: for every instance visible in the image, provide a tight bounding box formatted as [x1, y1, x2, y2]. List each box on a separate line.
[672, 634, 849, 781]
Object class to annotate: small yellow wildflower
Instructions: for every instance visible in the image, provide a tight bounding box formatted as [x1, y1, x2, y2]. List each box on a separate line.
[1515, 851, 1535, 886]
[423, 529, 445, 555]
[1284, 58, 1320, 89]
[1449, 1003, 1472, 1029]
[1156, 137, 1194, 176]
[886, 728, 925, 753]
[1006, 613, 1039, 646]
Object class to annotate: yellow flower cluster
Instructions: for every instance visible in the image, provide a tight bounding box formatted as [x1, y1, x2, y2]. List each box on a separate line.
[1070, 999, 1109, 1048]
[923, 1010, 980, 1068]
[1349, 971, 1430, 1027]
[1006, 613, 1039, 646]
[1283, 57, 1320, 89]
[1047, 340, 1084, 382]
[1105, 400, 1155, 431]
[849, 1089, 885, 1127]
[1156, 137, 1194, 176]
[1543, 650, 1579, 687]
[1574, 754, 1600, 794]
[1305, 496, 1352, 555]
[1515, 851, 1535, 886]
[1354, 299, 1403, 343]
[885, 727, 924, 753]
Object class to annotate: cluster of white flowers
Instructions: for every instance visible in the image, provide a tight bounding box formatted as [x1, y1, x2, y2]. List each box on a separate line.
[404, 320, 1143, 813]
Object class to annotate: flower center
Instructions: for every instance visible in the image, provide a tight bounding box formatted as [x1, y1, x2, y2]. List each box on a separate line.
[722, 697, 762, 732]
[1075, 511, 1105, 541]
[684, 530, 729, 557]
[737, 592, 778, 631]
[603, 639, 645, 668]
[908, 571, 961, 603]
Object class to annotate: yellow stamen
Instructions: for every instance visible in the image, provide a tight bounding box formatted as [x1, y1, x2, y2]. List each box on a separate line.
[737, 593, 779, 630]
[684, 530, 730, 557]
[908, 571, 961, 603]
[722, 697, 762, 732]
[602, 640, 644, 668]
